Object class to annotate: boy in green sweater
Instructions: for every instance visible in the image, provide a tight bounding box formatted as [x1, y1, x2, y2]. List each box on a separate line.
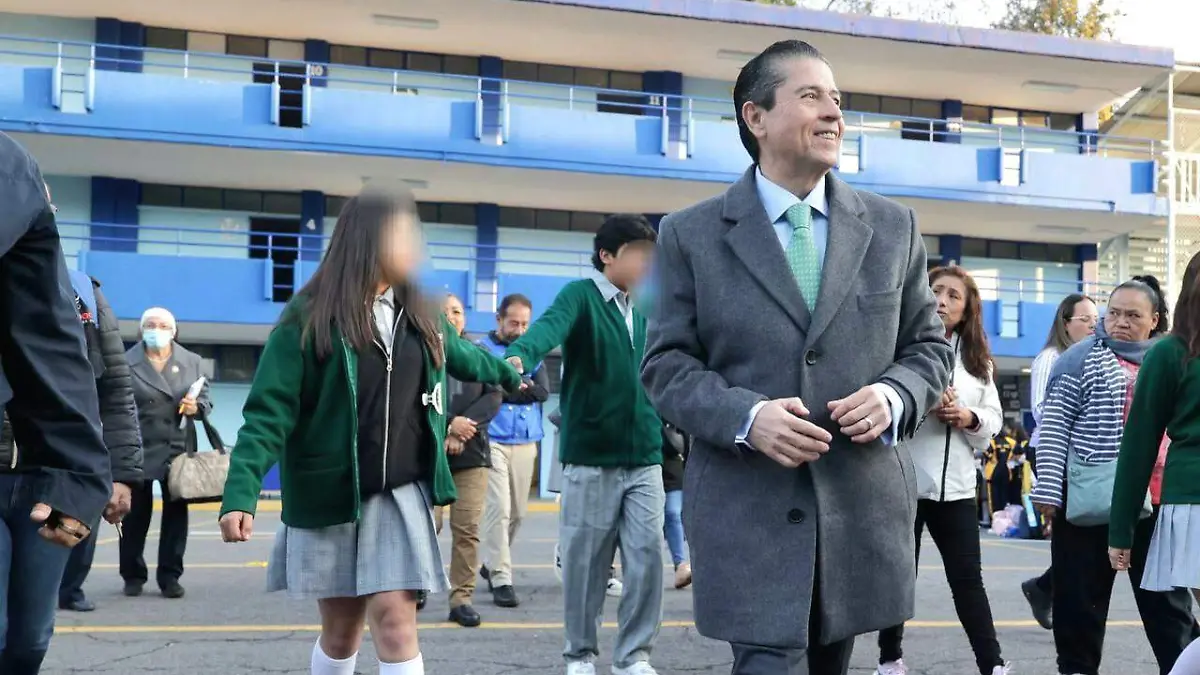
[504, 215, 663, 675]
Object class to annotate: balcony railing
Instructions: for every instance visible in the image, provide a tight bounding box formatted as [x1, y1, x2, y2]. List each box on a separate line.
[58, 220, 1105, 311]
[0, 34, 1161, 160]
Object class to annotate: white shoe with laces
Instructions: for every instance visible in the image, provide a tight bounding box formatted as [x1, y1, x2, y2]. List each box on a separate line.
[993, 663, 1012, 675]
[612, 662, 657, 675]
[566, 661, 595, 675]
[876, 660, 908, 675]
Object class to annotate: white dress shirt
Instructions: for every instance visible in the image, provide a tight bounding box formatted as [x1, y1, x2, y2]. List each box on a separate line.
[735, 168, 905, 448]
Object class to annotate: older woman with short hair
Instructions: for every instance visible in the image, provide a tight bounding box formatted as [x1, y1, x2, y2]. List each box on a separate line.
[121, 307, 210, 600]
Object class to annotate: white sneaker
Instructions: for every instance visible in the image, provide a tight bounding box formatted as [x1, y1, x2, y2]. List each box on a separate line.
[612, 662, 657, 675]
[876, 660, 908, 675]
[992, 664, 1012, 675]
[566, 661, 596, 675]
[554, 543, 563, 584]
[606, 577, 624, 597]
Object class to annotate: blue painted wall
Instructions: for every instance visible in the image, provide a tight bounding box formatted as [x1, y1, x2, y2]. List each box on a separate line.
[0, 65, 1166, 216]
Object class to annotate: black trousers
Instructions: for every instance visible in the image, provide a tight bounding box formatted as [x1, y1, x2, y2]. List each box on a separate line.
[1051, 505, 1200, 675]
[119, 479, 189, 588]
[878, 498, 1003, 675]
[58, 524, 98, 604]
[730, 542, 855, 675]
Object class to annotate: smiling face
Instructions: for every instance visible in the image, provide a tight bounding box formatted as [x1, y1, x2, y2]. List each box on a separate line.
[741, 56, 845, 179]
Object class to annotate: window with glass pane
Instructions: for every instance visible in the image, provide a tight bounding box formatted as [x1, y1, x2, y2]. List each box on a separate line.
[368, 49, 404, 70]
[609, 71, 643, 92]
[962, 238, 989, 257]
[330, 45, 367, 66]
[963, 105, 990, 123]
[538, 64, 574, 85]
[1019, 243, 1049, 261]
[992, 109, 1020, 126]
[1049, 113, 1077, 131]
[990, 241, 1020, 259]
[570, 212, 606, 232]
[325, 196, 349, 217]
[217, 346, 259, 383]
[1020, 111, 1049, 128]
[443, 55, 479, 76]
[880, 97, 911, 117]
[263, 192, 302, 215]
[223, 190, 263, 213]
[407, 52, 441, 73]
[503, 61, 539, 83]
[922, 235, 941, 256]
[911, 100, 942, 120]
[1048, 244, 1076, 263]
[573, 67, 608, 89]
[845, 93, 880, 113]
[141, 183, 183, 207]
[499, 207, 536, 229]
[439, 204, 477, 226]
[182, 187, 223, 210]
[226, 35, 267, 58]
[417, 202, 440, 224]
[145, 27, 188, 51]
[536, 210, 571, 231]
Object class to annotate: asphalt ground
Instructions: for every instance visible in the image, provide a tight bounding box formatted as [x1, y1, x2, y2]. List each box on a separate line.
[41, 500, 1176, 674]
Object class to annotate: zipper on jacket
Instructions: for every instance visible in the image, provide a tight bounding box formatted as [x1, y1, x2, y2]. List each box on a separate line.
[374, 307, 404, 494]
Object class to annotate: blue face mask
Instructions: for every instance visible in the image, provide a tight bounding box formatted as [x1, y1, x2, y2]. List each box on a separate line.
[143, 329, 173, 349]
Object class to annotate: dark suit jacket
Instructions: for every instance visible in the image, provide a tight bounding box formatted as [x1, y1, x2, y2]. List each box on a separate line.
[642, 167, 952, 649]
[0, 132, 111, 524]
[127, 343, 211, 482]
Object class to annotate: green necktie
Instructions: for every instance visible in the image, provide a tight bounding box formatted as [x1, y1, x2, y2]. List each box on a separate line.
[785, 202, 820, 311]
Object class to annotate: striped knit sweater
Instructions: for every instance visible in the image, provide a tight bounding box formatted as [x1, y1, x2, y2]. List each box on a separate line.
[1029, 342, 1129, 509]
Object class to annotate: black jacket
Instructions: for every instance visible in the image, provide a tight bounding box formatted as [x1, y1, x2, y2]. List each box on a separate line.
[91, 281, 144, 486]
[446, 372, 503, 473]
[0, 132, 111, 524]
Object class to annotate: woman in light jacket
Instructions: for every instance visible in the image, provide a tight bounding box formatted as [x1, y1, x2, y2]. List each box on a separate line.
[875, 265, 1009, 675]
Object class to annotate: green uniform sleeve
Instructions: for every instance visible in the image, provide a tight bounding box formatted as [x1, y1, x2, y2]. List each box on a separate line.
[505, 282, 584, 367]
[1109, 338, 1182, 549]
[220, 318, 304, 518]
[443, 317, 521, 392]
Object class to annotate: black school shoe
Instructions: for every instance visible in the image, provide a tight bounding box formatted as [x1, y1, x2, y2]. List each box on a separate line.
[449, 604, 482, 627]
[492, 585, 520, 608]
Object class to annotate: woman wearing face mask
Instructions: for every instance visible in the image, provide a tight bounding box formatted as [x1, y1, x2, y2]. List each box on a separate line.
[1019, 293, 1098, 629]
[1031, 275, 1200, 675]
[875, 266, 1009, 675]
[217, 185, 522, 675]
[121, 307, 210, 600]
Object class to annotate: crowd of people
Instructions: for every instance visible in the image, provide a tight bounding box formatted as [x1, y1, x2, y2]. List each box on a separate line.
[2, 36, 1200, 675]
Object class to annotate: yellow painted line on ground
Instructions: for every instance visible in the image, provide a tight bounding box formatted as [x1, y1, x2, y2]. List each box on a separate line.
[164, 499, 561, 514]
[54, 619, 1144, 636]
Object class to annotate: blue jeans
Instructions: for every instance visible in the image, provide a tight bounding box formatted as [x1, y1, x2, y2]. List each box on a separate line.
[0, 474, 73, 674]
[663, 489, 688, 567]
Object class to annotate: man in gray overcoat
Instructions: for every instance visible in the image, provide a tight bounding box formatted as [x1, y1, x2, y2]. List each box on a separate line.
[641, 40, 952, 675]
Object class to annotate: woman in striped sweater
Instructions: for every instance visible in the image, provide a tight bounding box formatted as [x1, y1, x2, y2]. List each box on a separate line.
[1020, 292, 1098, 629]
[1030, 276, 1200, 675]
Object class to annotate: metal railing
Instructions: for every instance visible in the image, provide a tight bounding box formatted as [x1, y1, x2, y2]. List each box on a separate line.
[0, 34, 1162, 160]
[59, 220, 1103, 306]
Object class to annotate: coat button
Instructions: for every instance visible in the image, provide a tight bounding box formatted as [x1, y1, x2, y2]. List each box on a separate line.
[804, 350, 817, 366]
[787, 508, 806, 524]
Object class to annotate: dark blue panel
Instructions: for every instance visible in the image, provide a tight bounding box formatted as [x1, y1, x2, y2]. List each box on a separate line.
[119, 22, 144, 74]
[939, 100, 961, 144]
[645, 213, 664, 230]
[1075, 244, 1098, 282]
[976, 148, 1001, 183]
[90, 177, 139, 253]
[476, 203, 499, 287]
[299, 190, 325, 263]
[1130, 161, 1155, 194]
[480, 56, 502, 139]
[95, 18, 122, 72]
[304, 40, 329, 88]
[939, 234, 963, 266]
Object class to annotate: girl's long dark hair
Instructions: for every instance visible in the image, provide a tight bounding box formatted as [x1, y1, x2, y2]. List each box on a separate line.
[1173, 252, 1200, 360]
[929, 265, 993, 381]
[1044, 293, 1094, 354]
[295, 185, 443, 368]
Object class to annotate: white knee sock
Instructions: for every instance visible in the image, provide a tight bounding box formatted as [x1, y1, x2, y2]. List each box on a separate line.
[311, 639, 357, 675]
[1169, 637, 1200, 675]
[379, 652, 424, 674]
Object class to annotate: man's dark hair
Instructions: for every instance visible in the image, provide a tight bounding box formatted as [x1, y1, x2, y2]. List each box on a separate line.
[497, 293, 532, 318]
[592, 214, 657, 271]
[733, 40, 829, 162]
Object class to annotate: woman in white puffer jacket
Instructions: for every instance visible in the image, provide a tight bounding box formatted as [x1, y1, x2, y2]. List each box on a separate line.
[875, 265, 1008, 675]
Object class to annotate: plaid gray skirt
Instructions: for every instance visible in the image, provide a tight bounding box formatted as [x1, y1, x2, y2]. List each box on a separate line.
[1140, 504, 1200, 592]
[266, 481, 450, 600]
